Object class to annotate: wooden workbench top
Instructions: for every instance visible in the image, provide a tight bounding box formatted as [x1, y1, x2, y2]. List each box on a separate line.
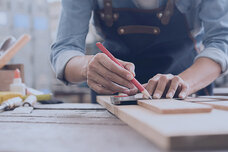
[0, 103, 160, 152]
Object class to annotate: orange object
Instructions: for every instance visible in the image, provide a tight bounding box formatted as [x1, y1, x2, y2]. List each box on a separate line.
[14, 69, 21, 79]
[96, 42, 152, 99]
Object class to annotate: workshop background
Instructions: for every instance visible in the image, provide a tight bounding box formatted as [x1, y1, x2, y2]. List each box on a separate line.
[0, 0, 227, 103]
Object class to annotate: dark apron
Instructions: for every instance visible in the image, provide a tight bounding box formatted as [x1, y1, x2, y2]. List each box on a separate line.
[91, 0, 213, 103]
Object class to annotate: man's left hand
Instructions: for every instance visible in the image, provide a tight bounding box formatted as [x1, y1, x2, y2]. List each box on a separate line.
[144, 74, 189, 99]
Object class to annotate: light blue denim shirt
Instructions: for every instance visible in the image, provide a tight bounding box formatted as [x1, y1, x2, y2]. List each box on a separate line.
[51, 0, 228, 84]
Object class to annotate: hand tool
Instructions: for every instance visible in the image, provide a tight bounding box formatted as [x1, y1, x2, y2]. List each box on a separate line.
[110, 94, 144, 105]
[0, 97, 23, 112]
[96, 42, 152, 99]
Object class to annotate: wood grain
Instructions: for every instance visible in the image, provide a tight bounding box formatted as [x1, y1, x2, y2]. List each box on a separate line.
[97, 96, 228, 150]
[138, 99, 212, 114]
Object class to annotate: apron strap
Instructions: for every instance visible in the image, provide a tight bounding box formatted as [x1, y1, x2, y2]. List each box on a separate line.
[117, 25, 160, 35]
[103, 0, 114, 27]
[161, 0, 175, 25]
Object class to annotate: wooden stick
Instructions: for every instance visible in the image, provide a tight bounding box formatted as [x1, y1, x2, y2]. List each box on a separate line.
[0, 34, 31, 69]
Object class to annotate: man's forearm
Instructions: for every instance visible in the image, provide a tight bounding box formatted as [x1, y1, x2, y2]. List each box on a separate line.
[179, 57, 221, 95]
[65, 55, 93, 83]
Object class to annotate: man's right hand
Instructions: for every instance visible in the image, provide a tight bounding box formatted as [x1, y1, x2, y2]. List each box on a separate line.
[86, 53, 138, 95]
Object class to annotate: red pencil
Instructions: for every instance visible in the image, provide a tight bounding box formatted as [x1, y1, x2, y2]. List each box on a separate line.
[96, 42, 152, 99]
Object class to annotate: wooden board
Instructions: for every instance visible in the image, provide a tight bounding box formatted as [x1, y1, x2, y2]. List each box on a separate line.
[34, 103, 105, 110]
[0, 34, 30, 69]
[97, 96, 228, 150]
[138, 99, 212, 114]
[214, 88, 228, 96]
[0, 105, 160, 152]
[199, 101, 228, 111]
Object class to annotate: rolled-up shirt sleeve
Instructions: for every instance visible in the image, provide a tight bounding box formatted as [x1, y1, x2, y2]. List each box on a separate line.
[195, 0, 228, 75]
[50, 0, 94, 84]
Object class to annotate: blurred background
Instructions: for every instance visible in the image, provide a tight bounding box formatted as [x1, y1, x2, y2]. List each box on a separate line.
[0, 0, 227, 103]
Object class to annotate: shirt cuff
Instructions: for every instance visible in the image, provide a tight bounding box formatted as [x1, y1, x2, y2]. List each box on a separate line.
[194, 47, 228, 76]
[54, 50, 85, 85]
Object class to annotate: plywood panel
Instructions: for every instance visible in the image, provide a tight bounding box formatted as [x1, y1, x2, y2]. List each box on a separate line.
[97, 96, 228, 150]
[138, 99, 212, 114]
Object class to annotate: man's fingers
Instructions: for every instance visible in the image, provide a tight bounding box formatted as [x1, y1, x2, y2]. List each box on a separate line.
[146, 78, 158, 96]
[153, 75, 169, 99]
[166, 76, 182, 98]
[96, 62, 135, 89]
[87, 80, 114, 94]
[97, 53, 134, 80]
[87, 71, 130, 94]
[179, 83, 189, 99]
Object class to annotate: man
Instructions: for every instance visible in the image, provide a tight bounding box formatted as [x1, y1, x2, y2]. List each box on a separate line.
[51, 0, 228, 103]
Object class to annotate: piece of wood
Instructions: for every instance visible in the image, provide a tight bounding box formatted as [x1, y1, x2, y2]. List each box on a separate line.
[214, 88, 228, 96]
[138, 99, 212, 114]
[184, 97, 219, 102]
[0, 122, 158, 152]
[33, 103, 105, 110]
[97, 96, 228, 150]
[199, 101, 228, 111]
[0, 34, 30, 69]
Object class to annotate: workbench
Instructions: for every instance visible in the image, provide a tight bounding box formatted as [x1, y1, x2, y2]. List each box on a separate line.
[0, 103, 160, 152]
[0, 102, 228, 152]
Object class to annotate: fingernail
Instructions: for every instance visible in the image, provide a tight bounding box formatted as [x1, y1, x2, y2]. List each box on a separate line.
[132, 71, 136, 77]
[167, 92, 173, 98]
[127, 74, 134, 80]
[153, 93, 160, 99]
[179, 93, 186, 98]
[123, 89, 130, 94]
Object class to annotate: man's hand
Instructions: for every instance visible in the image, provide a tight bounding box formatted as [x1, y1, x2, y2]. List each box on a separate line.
[86, 53, 137, 95]
[144, 74, 189, 99]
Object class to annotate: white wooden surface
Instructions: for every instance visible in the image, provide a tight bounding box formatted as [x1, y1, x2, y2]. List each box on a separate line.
[0, 103, 160, 152]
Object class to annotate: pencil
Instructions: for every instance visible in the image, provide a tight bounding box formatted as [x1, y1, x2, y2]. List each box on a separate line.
[96, 42, 152, 99]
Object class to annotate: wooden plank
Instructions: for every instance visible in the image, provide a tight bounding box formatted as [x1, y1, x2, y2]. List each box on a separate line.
[184, 97, 219, 102]
[199, 101, 228, 111]
[0, 109, 122, 125]
[138, 99, 212, 114]
[0, 34, 30, 69]
[0, 122, 159, 152]
[97, 96, 228, 150]
[33, 103, 105, 110]
[0, 109, 113, 118]
[214, 88, 228, 96]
